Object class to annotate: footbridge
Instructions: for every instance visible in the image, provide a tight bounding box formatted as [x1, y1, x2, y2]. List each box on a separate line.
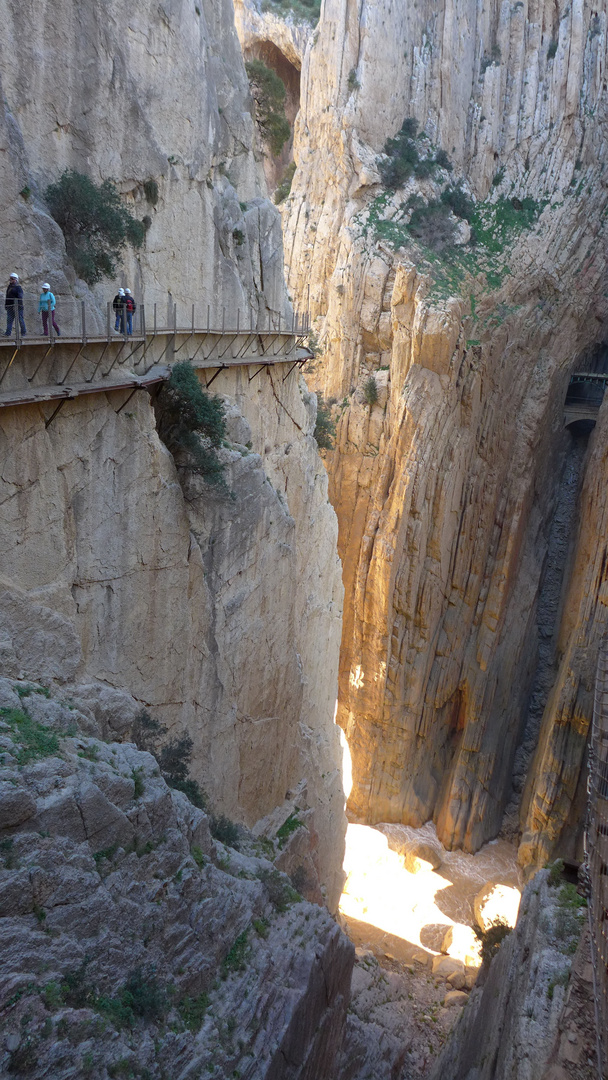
[564, 372, 608, 428]
[0, 301, 312, 425]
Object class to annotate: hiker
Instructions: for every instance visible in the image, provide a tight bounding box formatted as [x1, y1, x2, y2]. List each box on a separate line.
[124, 288, 136, 335]
[38, 283, 61, 336]
[112, 287, 126, 333]
[4, 273, 26, 337]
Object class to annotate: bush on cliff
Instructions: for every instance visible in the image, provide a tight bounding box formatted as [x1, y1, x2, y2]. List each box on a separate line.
[156, 361, 227, 486]
[131, 709, 207, 810]
[379, 118, 451, 190]
[45, 170, 145, 285]
[313, 394, 336, 450]
[245, 60, 291, 156]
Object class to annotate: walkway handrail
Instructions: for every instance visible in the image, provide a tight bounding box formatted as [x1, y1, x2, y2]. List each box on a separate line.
[0, 299, 310, 347]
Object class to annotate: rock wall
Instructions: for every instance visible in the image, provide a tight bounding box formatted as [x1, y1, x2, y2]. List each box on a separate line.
[431, 870, 590, 1080]
[283, 0, 608, 860]
[0, 679, 354, 1078]
[0, 361, 345, 908]
[0, 0, 346, 907]
[0, 0, 288, 319]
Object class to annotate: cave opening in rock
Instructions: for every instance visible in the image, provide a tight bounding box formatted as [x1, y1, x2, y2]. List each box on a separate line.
[244, 39, 300, 191]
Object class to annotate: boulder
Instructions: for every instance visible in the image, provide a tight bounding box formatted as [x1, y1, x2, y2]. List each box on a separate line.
[444, 990, 469, 1007]
[403, 842, 442, 873]
[0, 782, 36, 829]
[447, 968, 466, 990]
[432, 955, 465, 980]
[441, 924, 483, 967]
[474, 882, 521, 932]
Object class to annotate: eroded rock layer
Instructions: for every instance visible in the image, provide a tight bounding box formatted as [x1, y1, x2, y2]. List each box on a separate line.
[283, 0, 608, 860]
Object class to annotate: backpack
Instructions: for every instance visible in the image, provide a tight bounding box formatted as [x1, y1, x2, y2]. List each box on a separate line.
[125, 295, 135, 313]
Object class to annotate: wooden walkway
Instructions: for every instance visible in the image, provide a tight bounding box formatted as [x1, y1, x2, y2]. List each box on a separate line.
[564, 371, 608, 427]
[0, 324, 312, 415]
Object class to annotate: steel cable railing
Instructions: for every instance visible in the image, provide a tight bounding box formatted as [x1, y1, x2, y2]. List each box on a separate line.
[0, 300, 311, 390]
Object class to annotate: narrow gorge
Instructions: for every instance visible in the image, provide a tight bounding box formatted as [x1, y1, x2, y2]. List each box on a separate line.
[0, 0, 607, 1078]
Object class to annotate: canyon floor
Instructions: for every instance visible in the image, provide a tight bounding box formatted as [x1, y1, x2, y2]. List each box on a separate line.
[336, 821, 520, 1077]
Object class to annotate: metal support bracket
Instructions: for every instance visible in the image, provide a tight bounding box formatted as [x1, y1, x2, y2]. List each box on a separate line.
[44, 396, 68, 429]
[248, 363, 268, 383]
[28, 344, 54, 383]
[58, 344, 86, 385]
[0, 348, 19, 387]
[205, 365, 227, 389]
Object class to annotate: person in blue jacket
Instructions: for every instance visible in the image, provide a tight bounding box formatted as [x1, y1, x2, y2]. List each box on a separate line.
[4, 273, 26, 337]
[38, 283, 61, 336]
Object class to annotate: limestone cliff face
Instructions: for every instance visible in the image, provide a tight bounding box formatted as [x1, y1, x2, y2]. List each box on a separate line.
[283, 0, 608, 859]
[0, 679, 353, 1078]
[0, 0, 346, 907]
[0, 367, 345, 907]
[0, 0, 288, 319]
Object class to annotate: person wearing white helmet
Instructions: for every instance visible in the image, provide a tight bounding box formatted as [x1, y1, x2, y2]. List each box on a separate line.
[4, 273, 26, 338]
[123, 288, 136, 335]
[112, 287, 126, 333]
[38, 282, 61, 337]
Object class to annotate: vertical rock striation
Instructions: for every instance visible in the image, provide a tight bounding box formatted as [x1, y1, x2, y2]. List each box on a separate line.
[284, 0, 608, 859]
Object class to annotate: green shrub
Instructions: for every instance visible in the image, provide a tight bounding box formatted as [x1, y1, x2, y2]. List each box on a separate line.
[546, 858, 565, 888]
[0, 707, 60, 765]
[210, 814, 240, 848]
[441, 185, 475, 221]
[131, 767, 145, 799]
[131, 710, 207, 810]
[232, 228, 245, 246]
[408, 199, 457, 252]
[313, 394, 336, 450]
[276, 812, 303, 848]
[45, 170, 145, 285]
[257, 868, 301, 912]
[492, 166, 506, 187]
[363, 376, 379, 407]
[434, 149, 453, 172]
[274, 161, 297, 204]
[143, 179, 159, 205]
[120, 967, 168, 1021]
[178, 991, 209, 1031]
[155, 361, 227, 486]
[245, 60, 291, 156]
[260, 0, 321, 24]
[347, 68, 360, 91]
[547, 38, 558, 59]
[379, 118, 440, 189]
[474, 919, 512, 965]
[253, 917, 269, 938]
[191, 844, 205, 868]
[222, 930, 249, 975]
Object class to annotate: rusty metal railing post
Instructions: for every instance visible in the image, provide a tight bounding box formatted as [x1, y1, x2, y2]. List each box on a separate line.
[81, 300, 87, 345]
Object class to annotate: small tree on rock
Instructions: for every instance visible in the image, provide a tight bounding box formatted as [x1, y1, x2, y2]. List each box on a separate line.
[46, 170, 145, 285]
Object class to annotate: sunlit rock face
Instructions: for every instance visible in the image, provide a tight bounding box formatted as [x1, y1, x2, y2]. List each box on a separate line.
[0, 0, 346, 909]
[284, 0, 608, 861]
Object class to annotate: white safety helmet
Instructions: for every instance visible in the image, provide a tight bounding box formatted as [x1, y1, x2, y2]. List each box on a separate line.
[9, 273, 18, 281]
[125, 288, 132, 295]
[118, 288, 125, 295]
[42, 282, 50, 290]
